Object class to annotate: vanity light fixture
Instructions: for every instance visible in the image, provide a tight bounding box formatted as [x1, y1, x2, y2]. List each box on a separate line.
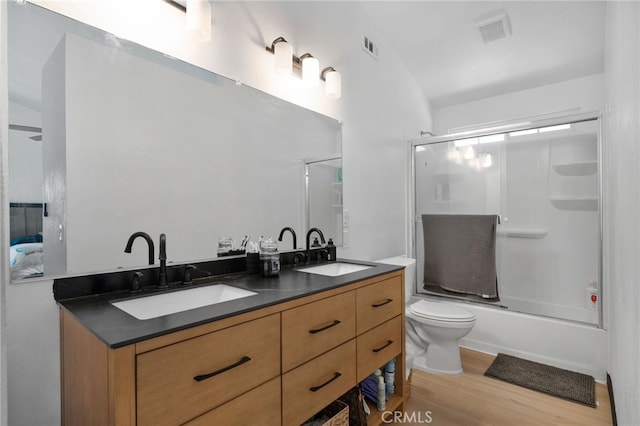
[266, 37, 341, 98]
[300, 54, 320, 87]
[321, 67, 342, 99]
[266, 37, 293, 75]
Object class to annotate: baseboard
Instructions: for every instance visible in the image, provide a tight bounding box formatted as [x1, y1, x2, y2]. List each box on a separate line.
[607, 373, 617, 426]
[459, 338, 606, 383]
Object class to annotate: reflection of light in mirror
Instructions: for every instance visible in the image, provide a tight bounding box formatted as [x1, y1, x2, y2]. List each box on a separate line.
[447, 149, 463, 164]
[481, 152, 493, 168]
[469, 157, 482, 171]
[539, 123, 571, 133]
[415, 146, 426, 152]
[463, 145, 475, 160]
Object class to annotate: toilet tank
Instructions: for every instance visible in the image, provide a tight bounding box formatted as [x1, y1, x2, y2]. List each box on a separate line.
[376, 256, 416, 304]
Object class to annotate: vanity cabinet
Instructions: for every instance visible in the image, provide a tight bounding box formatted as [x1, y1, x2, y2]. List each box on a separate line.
[60, 270, 406, 425]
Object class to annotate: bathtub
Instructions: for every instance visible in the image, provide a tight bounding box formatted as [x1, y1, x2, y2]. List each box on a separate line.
[411, 295, 608, 382]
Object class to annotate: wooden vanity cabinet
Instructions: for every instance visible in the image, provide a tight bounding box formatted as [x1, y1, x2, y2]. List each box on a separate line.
[60, 270, 406, 426]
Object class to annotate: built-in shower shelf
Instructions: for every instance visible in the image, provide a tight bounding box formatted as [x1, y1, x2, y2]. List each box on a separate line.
[550, 198, 598, 211]
[552, 161, 597, 176]
[497, 229, 548, 239]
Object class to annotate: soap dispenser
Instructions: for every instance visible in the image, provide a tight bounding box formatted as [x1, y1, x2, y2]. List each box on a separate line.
[327, 238, 336, 261]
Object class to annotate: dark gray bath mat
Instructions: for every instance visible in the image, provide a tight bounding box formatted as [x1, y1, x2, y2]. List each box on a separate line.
[484, 353, 596, 407]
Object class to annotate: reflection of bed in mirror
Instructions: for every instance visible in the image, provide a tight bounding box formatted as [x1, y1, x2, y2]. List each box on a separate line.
[9, 203, 44, 280]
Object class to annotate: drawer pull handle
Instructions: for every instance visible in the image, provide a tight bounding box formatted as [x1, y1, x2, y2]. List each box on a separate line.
[372, 340, 393, 353]
[309, 372, 342, 392]
[372, 298, 393, 308]
[193, 355, 251, 382]
[309, 320, 342, 334]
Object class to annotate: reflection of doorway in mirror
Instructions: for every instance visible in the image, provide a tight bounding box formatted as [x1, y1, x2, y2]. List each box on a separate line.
[8, 102, 46, 281]
[306, 157, 343, 247]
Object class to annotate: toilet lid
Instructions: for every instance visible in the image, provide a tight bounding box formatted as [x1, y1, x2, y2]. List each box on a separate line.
[409, 300, 475, 322]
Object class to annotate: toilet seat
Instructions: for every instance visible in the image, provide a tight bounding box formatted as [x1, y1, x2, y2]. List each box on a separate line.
[409, 300, 475, 323]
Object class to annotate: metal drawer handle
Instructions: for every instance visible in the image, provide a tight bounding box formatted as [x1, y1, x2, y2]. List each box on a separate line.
[193, 355, 251, 382]
[309, 372, 342, 392]
[372, 340, 393, 353]
[372, 298, 393, 308]
[309, 319, 342, 334]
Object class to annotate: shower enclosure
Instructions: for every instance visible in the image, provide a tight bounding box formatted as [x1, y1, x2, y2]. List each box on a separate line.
[411, 113, 602, 327]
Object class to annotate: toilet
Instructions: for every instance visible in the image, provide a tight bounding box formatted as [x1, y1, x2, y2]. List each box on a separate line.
[376, 256, 476, 375]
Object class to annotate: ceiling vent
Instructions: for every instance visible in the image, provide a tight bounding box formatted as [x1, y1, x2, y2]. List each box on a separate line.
[474, 10, 512, 44]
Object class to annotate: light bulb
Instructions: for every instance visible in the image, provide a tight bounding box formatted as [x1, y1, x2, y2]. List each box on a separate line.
[302, 56, 320, 87]
[186, 0, 211, 42]
[325, 70, 341, 99]
[274, 41, 293, 75]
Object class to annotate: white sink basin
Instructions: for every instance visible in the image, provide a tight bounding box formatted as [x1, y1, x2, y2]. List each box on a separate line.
[111, 284, 257, 320]
[298, 262, 372, 277]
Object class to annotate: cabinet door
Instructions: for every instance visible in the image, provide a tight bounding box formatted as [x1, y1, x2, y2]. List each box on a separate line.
[356, 275, 402, 334]
[185, 377, 281, 426]
[282, 339, 356, 426]
[356, 315, 402, 382]
[282, 291, 356, 372]
[137, 314, 280, 426]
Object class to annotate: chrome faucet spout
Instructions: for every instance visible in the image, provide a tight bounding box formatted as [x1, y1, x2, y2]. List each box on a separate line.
[124, 232, 155, 265]
[158, 233, 169, 288]
[278, 227, 297, 250]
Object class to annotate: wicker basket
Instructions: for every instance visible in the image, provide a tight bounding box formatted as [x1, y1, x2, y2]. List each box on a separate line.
[303, 400, 350, 426]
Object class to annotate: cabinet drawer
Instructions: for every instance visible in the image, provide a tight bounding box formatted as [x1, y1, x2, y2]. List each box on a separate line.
[185, 377, 281, 426]
[282, 339, 356, 426]
[356, 276, 402, 334]
[137, 314, 280, 426]
[282, 291, 355, 372]
[356, 316, 402, 382]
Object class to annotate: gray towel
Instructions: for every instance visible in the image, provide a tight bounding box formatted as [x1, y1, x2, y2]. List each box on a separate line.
[422, 214, 499, 299]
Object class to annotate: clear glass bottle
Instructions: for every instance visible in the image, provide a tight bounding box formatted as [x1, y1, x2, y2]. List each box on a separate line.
[259, 237, 280, 277]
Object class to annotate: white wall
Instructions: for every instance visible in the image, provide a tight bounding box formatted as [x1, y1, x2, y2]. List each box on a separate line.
[2, 2, 432, 425]
[604, 1, 640, 424]
[433, 73, 604, 136]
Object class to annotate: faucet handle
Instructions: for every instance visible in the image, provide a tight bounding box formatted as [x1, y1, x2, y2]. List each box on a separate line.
[129, 271, 144, 294]
[183, 265, 196, 285]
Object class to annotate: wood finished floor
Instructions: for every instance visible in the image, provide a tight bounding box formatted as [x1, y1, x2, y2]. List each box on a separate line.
[398, 348, 612, 426]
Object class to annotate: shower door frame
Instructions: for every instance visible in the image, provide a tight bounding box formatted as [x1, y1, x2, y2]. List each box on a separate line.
[408, 111, 604, 329]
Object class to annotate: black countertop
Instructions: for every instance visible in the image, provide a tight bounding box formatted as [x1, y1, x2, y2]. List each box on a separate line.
[57, 259, 402, 349]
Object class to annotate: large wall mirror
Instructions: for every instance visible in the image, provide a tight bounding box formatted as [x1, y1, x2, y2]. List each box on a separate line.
[8, 2, 342, 281]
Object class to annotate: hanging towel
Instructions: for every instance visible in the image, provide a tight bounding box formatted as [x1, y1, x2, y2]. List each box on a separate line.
[422, 214, 499, 299]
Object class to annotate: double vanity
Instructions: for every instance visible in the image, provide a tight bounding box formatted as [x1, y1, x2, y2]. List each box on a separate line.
[56, 258, 407, 425]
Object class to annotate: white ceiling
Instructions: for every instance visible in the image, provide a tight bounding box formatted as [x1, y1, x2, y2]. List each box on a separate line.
[360, 1, 606, 108]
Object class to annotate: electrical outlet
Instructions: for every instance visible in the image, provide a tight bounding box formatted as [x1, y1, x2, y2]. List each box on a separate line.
[362, 35, 379, 60]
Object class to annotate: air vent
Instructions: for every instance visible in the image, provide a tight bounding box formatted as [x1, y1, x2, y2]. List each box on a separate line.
[474, 10, 512, 44]
[362, 35, 379, 60]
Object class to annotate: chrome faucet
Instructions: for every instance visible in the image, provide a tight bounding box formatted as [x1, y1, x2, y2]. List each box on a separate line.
[158, 233, 169, 288]
[124, 232, 155, 265]
[305, 228, 326, 254]
[278, 227, 297, 250]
